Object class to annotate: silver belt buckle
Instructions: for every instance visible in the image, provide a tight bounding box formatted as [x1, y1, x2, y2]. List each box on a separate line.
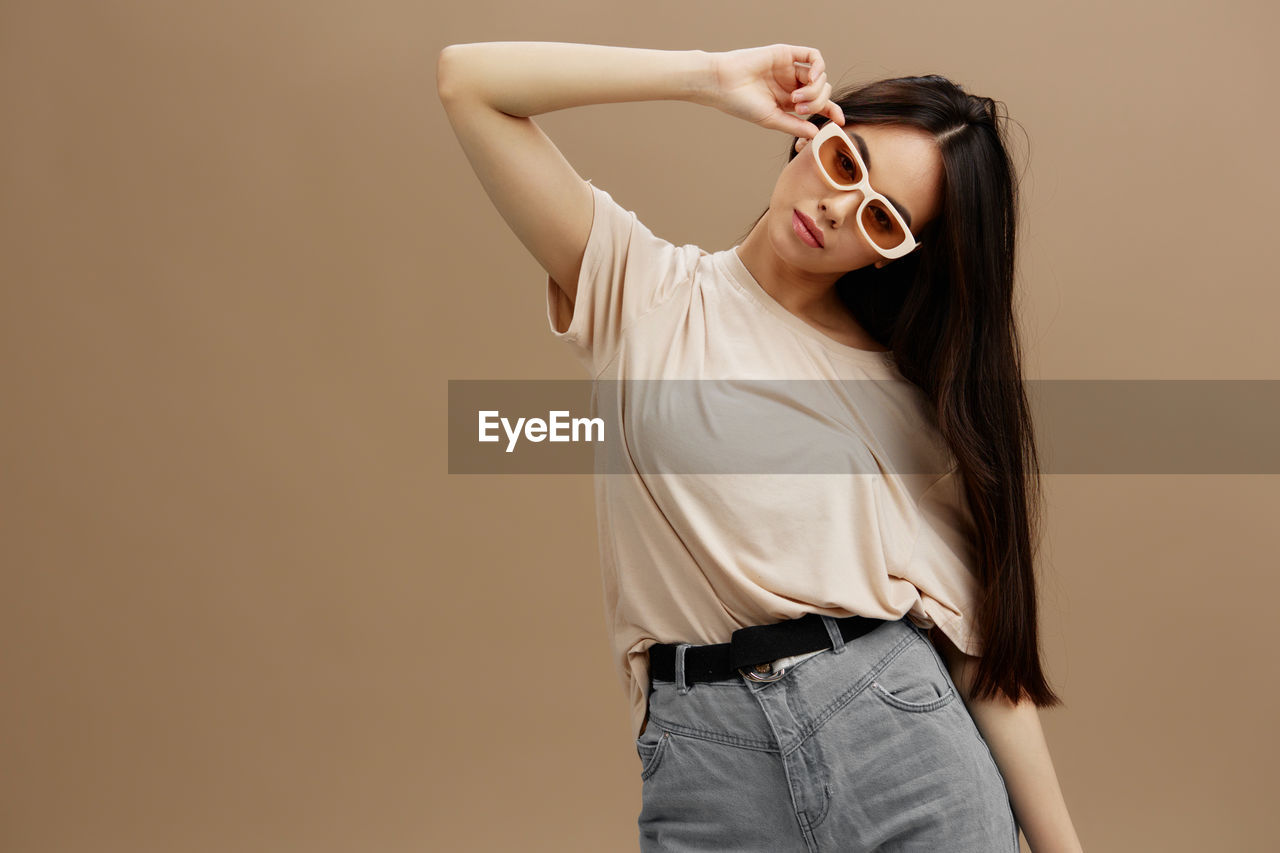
[740, 661, 788, 682]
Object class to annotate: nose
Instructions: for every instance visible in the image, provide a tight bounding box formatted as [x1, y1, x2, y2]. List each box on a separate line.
[819, 189, 864, 230]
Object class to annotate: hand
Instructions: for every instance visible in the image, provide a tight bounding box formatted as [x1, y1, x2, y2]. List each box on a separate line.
[702, 44, 845, 138]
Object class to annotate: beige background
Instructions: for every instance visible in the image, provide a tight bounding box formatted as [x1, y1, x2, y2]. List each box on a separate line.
[3, 1, 1276, 851]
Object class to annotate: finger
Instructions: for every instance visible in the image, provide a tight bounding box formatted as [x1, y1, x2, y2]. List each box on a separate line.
[768, 110, 817, 139]
[791, 71, 828, 103]
[793, 60, 814, 87]
[789, 44, 822, 83]
[808, 52, 826, 85]
[794, 79, 833, 115]
[823, 100, 846, 126]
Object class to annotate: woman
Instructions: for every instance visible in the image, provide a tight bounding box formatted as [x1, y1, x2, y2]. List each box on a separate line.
[437, 41, 1083, 852]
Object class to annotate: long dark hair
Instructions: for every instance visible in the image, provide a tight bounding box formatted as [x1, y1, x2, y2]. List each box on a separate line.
[745, 76, 1060, 707]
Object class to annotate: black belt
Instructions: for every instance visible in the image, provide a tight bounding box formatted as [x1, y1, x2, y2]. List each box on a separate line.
[647, 613, 892, 686]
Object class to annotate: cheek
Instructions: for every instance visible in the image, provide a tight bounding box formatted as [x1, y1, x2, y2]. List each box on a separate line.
[775, 159, 810, 194]
[770, 174, 795, 203]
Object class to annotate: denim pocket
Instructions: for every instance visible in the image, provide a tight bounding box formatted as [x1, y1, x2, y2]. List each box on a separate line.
[635, 725, 672, 781]
[868, 631, 957, 713]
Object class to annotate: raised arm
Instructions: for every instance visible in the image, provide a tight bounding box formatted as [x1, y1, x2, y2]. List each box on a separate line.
[435, 43, 715, 304]
[435, 42, 844, 306]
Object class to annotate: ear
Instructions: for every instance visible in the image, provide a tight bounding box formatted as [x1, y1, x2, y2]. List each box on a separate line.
[874, 259, 890, 270]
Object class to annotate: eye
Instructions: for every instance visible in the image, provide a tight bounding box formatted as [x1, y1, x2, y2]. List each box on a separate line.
[872, 208, 892, 229]
[836, 153, 857, 181]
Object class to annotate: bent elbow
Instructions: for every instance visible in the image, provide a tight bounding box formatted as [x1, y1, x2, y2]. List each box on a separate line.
[436, 44, 472, 102]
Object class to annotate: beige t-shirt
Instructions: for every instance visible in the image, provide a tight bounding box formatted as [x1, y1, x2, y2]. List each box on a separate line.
[544, 182, 982, 740]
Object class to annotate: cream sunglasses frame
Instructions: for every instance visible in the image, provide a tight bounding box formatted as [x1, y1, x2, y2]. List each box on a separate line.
[807, 121, 921, 260]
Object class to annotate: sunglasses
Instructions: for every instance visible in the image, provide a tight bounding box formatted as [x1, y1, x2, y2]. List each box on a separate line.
[808, 121, 921, 260]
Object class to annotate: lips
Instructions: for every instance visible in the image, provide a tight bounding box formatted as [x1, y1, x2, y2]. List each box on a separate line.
[793, 210, 824, 248]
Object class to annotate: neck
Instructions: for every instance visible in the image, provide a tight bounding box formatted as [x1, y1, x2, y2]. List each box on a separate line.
[736, 220, 846, 319]
[734, 216, 891, 353]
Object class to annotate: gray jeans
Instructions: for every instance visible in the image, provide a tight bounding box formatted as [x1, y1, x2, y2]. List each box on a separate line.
[635, 615, 1019, 852]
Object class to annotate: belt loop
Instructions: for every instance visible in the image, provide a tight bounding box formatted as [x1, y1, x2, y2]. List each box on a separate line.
[822, 615, 846, 654]
[674, 643, 692, 694]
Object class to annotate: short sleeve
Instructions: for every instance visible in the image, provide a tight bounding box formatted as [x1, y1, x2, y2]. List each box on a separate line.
[902, 465, 986, 658]
[545, 182, 697, 377]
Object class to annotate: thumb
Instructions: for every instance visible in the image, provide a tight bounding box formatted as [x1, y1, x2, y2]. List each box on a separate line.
[765, 110, 817, 139]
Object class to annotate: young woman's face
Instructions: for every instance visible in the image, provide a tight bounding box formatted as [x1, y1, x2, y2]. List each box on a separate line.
[768, 122, 945, 275]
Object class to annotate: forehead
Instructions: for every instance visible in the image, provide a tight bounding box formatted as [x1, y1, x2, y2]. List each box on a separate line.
[845, 123, 944, 226]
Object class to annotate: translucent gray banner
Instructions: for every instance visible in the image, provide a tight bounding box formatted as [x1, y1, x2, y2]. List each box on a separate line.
[448, 380, 1280, 474]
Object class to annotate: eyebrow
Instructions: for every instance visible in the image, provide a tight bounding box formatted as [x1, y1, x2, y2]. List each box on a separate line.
[849, 131, 913, 229]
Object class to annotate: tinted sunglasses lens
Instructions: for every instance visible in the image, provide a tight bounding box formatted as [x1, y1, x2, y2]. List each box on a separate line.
[861, 200, 909, 251]
[816, 132, 863, 186]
